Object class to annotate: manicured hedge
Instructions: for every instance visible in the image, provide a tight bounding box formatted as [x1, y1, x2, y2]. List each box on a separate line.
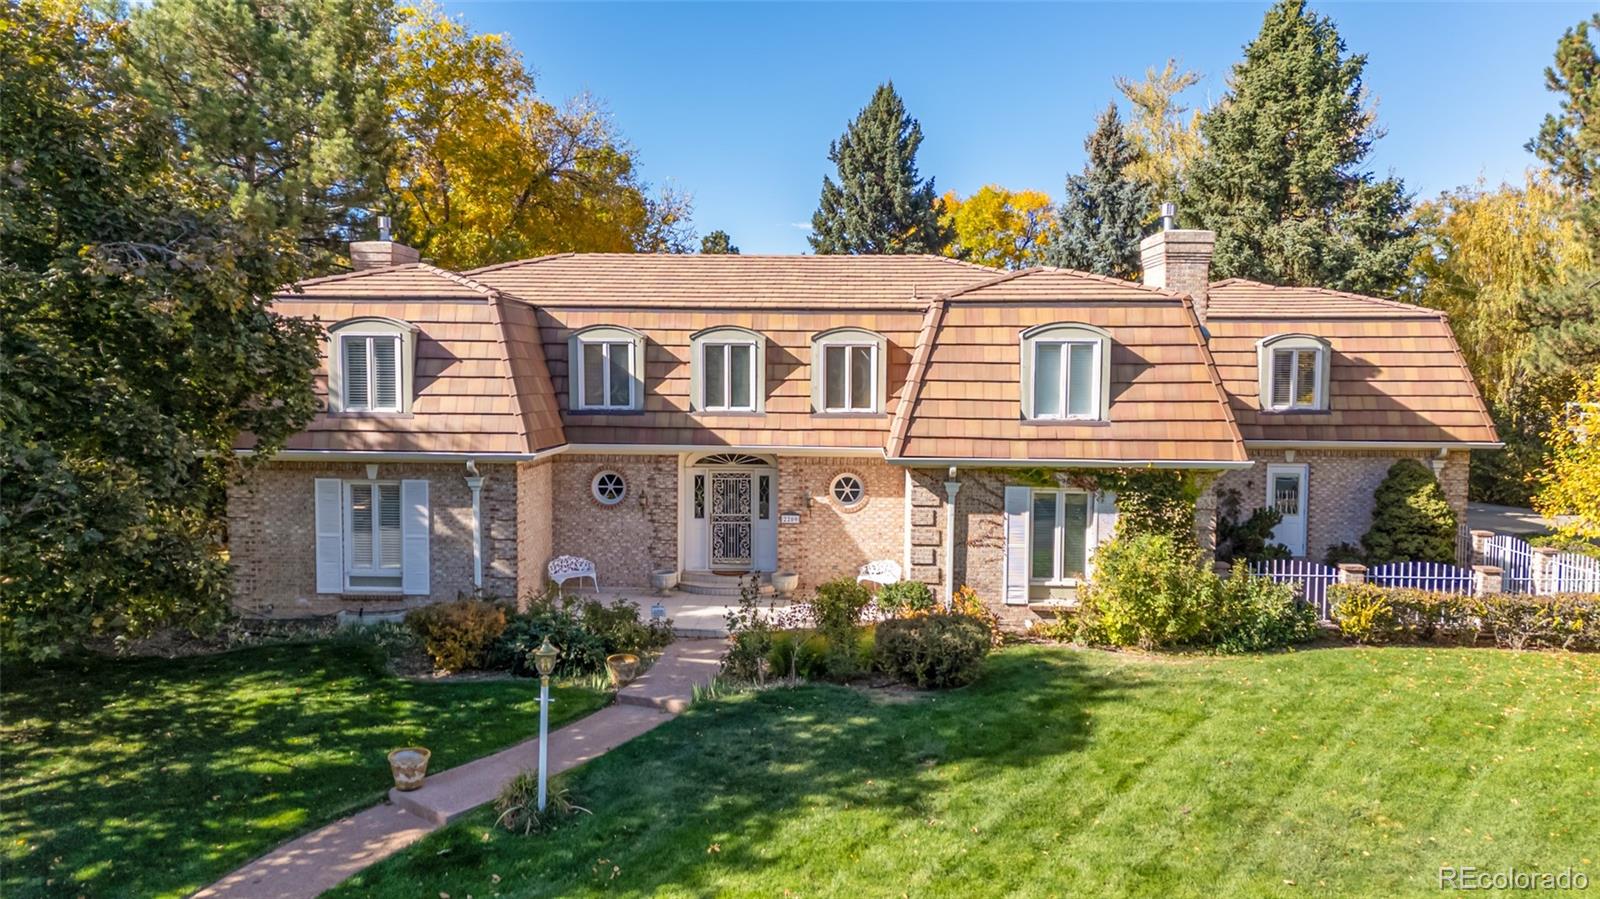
[1329, 583, 1599, 650]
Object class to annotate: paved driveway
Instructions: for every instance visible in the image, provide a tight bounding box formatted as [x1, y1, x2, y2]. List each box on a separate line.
[1467, 503, 1559, 535]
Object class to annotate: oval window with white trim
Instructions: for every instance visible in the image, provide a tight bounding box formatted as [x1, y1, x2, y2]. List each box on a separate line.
[830, 473, 865, 507]
[592, 471, 627, 505]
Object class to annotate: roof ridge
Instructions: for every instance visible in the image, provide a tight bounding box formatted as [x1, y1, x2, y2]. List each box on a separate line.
[935, 266, 1184, 301]
[1210, 278, 1440, 314]
[887, 296, 950, 458]
[286, 262, 421, 290]
[464, 253, 577, 275]
[415, 262, 502, 298]
[1177, 294, 1249, 461]
[482, 289, 534, 454]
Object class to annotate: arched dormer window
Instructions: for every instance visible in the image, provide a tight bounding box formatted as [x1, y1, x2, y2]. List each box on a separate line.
[690, 326, 766, 413]
[1019, 323, 1112, 422]
[1257, 333, 1331, 412]
[569, 325, 646, 412]
[328, 316, 418, 414]
[810, 327, 888, 414]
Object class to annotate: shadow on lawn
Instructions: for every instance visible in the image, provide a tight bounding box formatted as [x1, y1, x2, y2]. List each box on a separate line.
[354, 648, 1159, 897]
[1, 641, 558, 898]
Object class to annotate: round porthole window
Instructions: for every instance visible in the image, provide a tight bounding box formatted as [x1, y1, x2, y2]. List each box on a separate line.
[830, 473, 865, 507]
[592, 471, 626, 505]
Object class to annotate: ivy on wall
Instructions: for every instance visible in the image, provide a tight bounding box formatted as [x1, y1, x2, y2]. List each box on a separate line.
[996, 466, 1213, 544]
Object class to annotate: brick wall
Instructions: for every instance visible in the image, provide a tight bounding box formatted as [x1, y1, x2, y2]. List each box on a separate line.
[550, 453, 678, 587]
[515, 460, 553, 604]
[227, 460, 516, 617]
[1212, 448, 1471, 562]
[775, 456, 905, 588]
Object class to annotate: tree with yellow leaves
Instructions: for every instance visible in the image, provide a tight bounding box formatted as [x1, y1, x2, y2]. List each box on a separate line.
[1115, 59, 1204, 207]
[386, 4, 691, 268]
[939, 186, 1058, 270]
[1533, 367, 1600, 540]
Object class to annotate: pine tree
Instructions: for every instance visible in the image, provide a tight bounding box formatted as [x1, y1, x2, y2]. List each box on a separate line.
[1045, 104, 1153, 278]
[1185, 0, 1418, 295]
[1528, 13, 1600, 199]
[810, 83, 950, 255]
[701, 230, 740, 254]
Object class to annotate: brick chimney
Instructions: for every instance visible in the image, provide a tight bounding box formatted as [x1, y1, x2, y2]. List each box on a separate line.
[349, 216, 420, 270]
[1139, 203, 1215, 322]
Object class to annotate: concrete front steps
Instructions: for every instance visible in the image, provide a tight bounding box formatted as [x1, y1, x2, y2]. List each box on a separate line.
[676, 570, 774, 597]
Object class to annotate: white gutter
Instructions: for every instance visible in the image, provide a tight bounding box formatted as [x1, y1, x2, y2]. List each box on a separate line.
[885, 456, 1254, 470]
[238, 447, 566, 463]
[561, 443, 886, 458]
[1243, 440, 1504, 451]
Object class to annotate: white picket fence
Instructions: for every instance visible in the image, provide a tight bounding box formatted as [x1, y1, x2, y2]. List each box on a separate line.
[1480, 533, 1600, 594]
[1483, 534, 1534, 593]
[1249, 559, 1338, 620]
[1367, 561, 1476, 595]
[1548, 552, 1600, 593]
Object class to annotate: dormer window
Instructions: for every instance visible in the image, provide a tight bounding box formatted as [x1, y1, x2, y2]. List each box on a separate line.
[1020, 323, 1112, 421]
[1258, 334, 1331, 412]
[328, 317, 418, 414]
[811, 327, 888, 414]
[569, 326, 646, 412]
[691, 326, 766, 413]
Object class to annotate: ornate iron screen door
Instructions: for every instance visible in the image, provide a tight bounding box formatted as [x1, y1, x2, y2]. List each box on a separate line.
[710, 472, 754, 567]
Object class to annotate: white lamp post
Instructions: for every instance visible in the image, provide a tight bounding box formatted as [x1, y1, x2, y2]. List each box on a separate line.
[531, 636, 560, 812]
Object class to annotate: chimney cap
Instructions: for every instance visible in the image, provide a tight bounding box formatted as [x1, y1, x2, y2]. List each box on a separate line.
[1160, 202, 1177, 231]
[377, 215, 393, 242]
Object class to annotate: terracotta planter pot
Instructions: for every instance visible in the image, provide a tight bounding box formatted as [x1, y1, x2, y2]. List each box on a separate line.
[387, 747, 431, 791]
[771, 570, 799, 597]
[606, 652, 640, 686]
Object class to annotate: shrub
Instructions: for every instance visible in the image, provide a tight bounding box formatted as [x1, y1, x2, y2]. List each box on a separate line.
[489, 586, 670, 679]
[1330, 584, 1480, 645]
[336, 620, 428, 673]
[1323, 542, 1366, 566]
[1360, 459, 1458, 563]
[1205, 566, 1319, 652]
[874, 614, 991, 688]
[1075, 533, 1215, 649]
[405, 600, 508, 671]
[577, 598, 674, 657]
[805, 578, 873, 678]
[876, 580, 936, 618]
[494, 771, 588, 835]
[951, 584, 1004, 648]
[1213, 488, 1289, 564]
[1329, 583, 1401, 643]
[1476, 594, 1599, 651]
[722, 575, 776, 683]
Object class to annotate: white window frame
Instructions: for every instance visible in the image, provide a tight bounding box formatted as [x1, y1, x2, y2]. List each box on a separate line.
[1257, 334, 1332, 412]
[339, 332, 403, 413]
[343, 479, 403, 592]
[830, 472, 866, 507]
[1027, 488, 1096, 586]
[1030, 339, 1101, 421]
[576, 340, 635, 411]
[700, 340, 759, 412]
[821, 343, 878, 413]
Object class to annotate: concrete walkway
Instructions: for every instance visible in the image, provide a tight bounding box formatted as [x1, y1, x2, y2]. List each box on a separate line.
[193, 639, 723, 899]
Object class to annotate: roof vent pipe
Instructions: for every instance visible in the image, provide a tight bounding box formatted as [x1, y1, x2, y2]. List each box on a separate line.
[1160, 202, 1177, 231]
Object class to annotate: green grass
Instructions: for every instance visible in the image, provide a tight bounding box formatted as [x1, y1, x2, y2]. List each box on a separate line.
[1, 640, 609, 898]
[331, 645, 1597, 898]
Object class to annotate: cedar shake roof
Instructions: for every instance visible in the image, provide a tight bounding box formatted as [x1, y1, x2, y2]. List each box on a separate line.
[258, 264, 565, 455]
[1204, 279, 1498, 445]
[890, 269, 1248, 463]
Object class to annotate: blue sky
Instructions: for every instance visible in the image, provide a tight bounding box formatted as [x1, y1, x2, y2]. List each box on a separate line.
[441, 1, 1592, 254]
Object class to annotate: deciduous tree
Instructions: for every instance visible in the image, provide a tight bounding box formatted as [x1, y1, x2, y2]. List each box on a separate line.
[1045, 104, 1153, 278]
[1533, 368, 1600, 540]
[1115, 60, 1203, 206]
[939, 186, 1057, 269]
[810, 82, 951, 255]
[1185, 0, 1418, 295]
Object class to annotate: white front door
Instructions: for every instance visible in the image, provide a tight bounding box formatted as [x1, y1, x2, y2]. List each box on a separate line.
[1266, 463, 1309, 557]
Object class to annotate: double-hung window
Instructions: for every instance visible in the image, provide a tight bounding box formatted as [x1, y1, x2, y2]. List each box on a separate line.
[1032, 340, 1098, 420]
[1029, 489, 1092, 583]
[702, 341, 757, 411]
[341, 334, 402, 412]
[580, 340, 634, 409]
[1258, 334, 1330, 412]
[345, 481, 403, 591]
[823, 344, 877, 412]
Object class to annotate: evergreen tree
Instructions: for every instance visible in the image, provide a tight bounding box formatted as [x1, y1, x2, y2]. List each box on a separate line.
[701, 230, 740, 254]
[1185, 0, 1418, 295]
[810, 83, 950, 254]
[1045, 104, 1153, 278]
[126, 0, 395, 275]
[1528, 14, 1600, 200]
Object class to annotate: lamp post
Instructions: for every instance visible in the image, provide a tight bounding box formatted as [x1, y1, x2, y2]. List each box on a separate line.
[532, 636, 560, 812]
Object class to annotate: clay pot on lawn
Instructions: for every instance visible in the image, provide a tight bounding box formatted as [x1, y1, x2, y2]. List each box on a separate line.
[387, 747, 431, 791]
[606, 652, 640, 686]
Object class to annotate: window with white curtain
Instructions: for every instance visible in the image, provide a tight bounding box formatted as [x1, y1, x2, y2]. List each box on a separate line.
[702, 341, 757, 411]
[1029, 489, 1092, 583]
[340, 334, 402, 412]
[579, 340, 635, 409]
[345, 481, 403, 591]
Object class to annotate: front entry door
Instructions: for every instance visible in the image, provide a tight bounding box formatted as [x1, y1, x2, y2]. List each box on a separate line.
[1266, 463, 1309, 557]
[710, 471, 754, 568]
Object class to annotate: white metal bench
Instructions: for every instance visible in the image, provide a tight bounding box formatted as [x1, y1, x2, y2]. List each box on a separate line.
[857, 559, 903, 587]
[548, 555, 598, 592]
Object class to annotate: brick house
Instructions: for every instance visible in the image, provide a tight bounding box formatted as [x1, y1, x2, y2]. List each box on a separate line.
[229, 221, 1497, 627]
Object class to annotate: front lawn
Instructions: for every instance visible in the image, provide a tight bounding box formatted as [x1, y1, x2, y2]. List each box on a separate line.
[1, 640, 609, 899]
[332, 645, 1596, 898]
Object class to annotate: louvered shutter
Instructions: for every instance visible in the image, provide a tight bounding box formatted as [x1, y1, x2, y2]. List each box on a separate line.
[1003, 486, 1031, 605]
[1090, 491, 1119, 579]
[1270, 349, 1294, 408]
[343, 337, 369, 410]
[314, 479, 344, 594]
[400, 479, 430, 595]
[372, 337, 399, 410]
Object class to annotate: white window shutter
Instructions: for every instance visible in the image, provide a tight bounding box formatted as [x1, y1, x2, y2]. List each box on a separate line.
[1003, 486, 1031, 605]
[1090, 491, 1119, 579]
[400, 479, 431, 596]
[314, 478, 344, 594]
